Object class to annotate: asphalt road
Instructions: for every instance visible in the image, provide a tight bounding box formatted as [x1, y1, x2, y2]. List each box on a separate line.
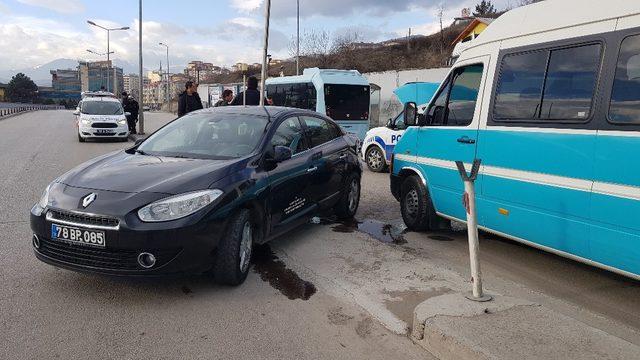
[2, 110, 639, 359]
[0, 110, 430, 360]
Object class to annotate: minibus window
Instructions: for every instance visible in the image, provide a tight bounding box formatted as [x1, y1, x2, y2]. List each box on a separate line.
[609, 34, 640, 124]
[324, 84, 370, 121]
[266, 83, 317, 110]
[427, 81, 451, 125]
[494, 50, 547, 120]
[540, 44, 601, 120]
[447, 64, 483, 126]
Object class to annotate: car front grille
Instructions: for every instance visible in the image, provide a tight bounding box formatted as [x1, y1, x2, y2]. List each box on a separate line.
[47, 209, 120, 228]
[38, 237, 181, 270]
[91, 123, 118, 128]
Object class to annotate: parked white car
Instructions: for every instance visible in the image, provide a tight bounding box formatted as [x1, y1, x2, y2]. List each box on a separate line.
[361, 112, 406, 172]
[74, 95, 130, 142]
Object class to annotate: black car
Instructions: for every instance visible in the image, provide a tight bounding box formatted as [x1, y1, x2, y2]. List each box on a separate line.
[30, 107, 361, 285]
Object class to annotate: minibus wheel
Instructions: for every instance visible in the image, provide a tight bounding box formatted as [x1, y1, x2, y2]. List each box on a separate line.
[400, 175, 437, 231]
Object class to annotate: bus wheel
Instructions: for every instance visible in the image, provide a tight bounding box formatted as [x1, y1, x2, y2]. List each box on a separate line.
[365, 146, 387, 172]
[400, 175, 437, 231]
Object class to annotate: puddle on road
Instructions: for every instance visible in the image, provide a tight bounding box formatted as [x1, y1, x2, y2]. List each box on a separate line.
[331, 218, 407, 245]
[252, 244, 317, 300]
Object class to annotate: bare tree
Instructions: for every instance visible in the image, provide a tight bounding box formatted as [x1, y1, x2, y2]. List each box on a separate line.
[437, 3, 445, 55]
[288, 29, 334, 68]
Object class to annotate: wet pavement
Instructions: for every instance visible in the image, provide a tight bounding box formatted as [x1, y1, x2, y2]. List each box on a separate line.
[252, 244, 317, 300]
[330, 218, 407, 245]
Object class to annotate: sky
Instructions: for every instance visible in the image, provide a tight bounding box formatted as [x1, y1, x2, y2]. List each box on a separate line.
[0, 0, 513, 72]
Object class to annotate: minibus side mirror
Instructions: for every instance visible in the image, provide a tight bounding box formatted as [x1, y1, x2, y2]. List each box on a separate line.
[404, 102, 418, 126]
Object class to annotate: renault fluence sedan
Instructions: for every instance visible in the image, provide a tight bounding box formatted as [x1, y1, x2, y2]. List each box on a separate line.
[31, 107, 361, 285]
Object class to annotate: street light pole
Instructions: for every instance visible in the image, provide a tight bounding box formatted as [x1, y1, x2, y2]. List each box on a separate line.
[87, 20, 129, 94]
[296, 0, 300, 75]
[138, 0, 145, 135]
[259, 0, 272, 106]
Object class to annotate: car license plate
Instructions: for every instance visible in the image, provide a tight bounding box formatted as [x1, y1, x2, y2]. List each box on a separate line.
[51, 224, 106, 247]
[96, 129, 114, 134]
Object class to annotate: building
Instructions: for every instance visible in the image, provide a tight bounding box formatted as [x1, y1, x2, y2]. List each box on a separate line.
[185, 61, 219, 82]
[50, 69, 81, 92]
[123, 74, 149, 100]
[78, 60, 124, 96]
[0, 83, 6, 102]
[451, 17, 495, 46]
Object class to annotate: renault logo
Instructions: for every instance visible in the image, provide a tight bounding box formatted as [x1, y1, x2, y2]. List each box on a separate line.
[82, 193, 97, 208]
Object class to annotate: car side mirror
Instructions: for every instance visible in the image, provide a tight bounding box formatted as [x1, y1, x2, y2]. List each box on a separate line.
[134, 138, 145, 146]
[273, 145, 292, 163]
[125, 112, 131, 117]
[386, 118, 393, 128]
[404, 102, 418, 126]
[73, 110, 80, 116]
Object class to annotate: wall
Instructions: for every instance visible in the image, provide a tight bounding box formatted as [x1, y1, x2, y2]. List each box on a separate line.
[364, 67, 449, 127]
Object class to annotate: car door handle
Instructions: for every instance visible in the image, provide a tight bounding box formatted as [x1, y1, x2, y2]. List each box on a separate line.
[307, 166, 318, 173]
[339, 153, 348, 159]
[457, 136, 476, 144]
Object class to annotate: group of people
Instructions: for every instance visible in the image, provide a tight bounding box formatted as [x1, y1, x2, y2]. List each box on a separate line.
[178, 76, 271, 117]
[118, 76, 271, 131]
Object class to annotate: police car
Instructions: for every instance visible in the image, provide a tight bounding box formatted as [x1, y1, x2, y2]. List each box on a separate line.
[361, 82, 440, 172]
[74, 92, 130, 142]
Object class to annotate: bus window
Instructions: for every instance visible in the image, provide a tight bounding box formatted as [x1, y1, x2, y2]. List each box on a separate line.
[609, 34, 640, 124]
[324, 84, 370, 121]
[540, 44, 601, 120]
[494, 50, 547, 120]
[266, 83, 317, 110]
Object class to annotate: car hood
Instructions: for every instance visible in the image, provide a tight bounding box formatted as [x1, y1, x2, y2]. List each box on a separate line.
[59, 150, 238, 194]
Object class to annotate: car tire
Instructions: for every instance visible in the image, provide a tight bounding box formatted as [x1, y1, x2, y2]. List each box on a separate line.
[78, 134, 85, 143]
[334, 173, 361, 219]
[365, 146, 387, 172]
[400, 175, 438, 231]
[212, 209, 253, 286]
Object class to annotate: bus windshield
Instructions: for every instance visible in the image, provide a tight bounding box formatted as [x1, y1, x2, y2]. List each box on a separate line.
[324, 84, 370, 121]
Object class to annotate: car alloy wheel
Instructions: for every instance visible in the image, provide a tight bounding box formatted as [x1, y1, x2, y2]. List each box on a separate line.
[366, 147, 385, 172]
[348, 178, 360, 213]
[239, 221, 253, 273]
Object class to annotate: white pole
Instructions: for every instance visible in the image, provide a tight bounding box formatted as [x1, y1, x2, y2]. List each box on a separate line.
[243, 73, 246, 106]
[259, 0, 271, 106]
[107, 30, 110, 92]
[296, 0, 300, 76]
[138, 0, 145, 135]
[456, 160, 491, 302]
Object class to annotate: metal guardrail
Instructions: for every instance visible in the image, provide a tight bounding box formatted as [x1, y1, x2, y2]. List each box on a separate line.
[0, 103, 65, 118]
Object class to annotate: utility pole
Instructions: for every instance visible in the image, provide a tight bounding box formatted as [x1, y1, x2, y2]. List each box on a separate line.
[259, 0, 272, 106]
[138, 0, 145, 135]
[296, 0, 300, 75]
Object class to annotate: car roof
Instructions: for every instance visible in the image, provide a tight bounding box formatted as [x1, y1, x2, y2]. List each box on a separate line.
[82, 96, 121, 103]
[194, 106, 324, 121]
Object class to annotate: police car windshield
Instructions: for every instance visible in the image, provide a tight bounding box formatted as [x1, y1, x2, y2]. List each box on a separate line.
[81, 100, 124, 115]
[137, 112, 268, 160]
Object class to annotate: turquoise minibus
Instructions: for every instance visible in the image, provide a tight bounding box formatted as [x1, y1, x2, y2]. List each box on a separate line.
[265, 68, 371, 140]
[391, 0, 640, 280]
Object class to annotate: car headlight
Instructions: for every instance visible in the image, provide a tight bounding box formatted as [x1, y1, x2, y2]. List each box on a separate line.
[81, 119, 91, 125]
[118, 119, 127, 125]
[137, 189, 223, 222]
[37, 183, 52, 209]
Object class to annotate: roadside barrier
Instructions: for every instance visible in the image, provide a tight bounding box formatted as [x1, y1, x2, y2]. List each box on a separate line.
[456, 159, 492, 302]
[0, 104, 64, 118]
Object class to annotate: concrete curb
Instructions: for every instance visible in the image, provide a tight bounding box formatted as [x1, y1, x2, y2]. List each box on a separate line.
[411, 292, 640, 360]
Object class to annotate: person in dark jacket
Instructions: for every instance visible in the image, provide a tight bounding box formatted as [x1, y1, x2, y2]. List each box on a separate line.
[121, 92, 139, 134]
[214, 89, 233, 107]
[178, 81, 203, 117]
[230, 76, 268, 106]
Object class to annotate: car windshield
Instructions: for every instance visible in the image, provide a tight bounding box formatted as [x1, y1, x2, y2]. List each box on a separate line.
[137, 112, 268, 160]
[81, 100, 124, 115]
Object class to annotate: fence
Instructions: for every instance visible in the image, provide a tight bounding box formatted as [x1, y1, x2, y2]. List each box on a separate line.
[0, 103, 64, 118]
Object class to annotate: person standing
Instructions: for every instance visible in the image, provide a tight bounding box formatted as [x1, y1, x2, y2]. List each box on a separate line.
[121, 92, 139, 134]
[178, 80, 203, 117]
[214, 89, 233, 107]
[230, 76, 268, 106]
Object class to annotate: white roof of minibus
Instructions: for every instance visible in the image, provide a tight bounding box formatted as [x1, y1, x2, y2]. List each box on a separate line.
[266, 67, 369, 86]
[461, 0, 640, 52]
